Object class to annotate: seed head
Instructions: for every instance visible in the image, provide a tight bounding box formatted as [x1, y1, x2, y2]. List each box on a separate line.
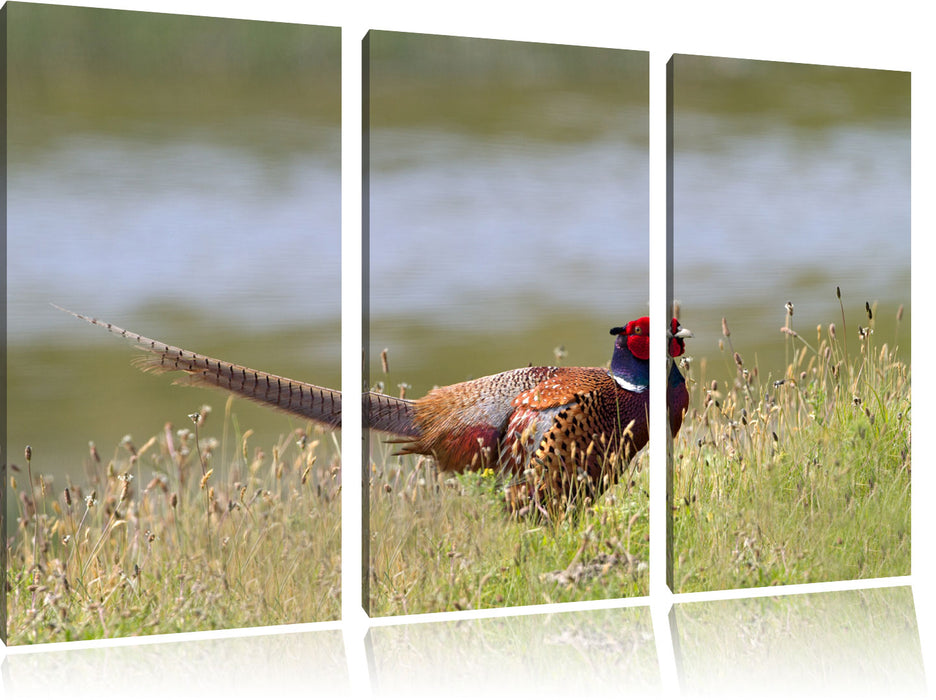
[200, 469, 213, 490]
[721, 317, 730, 338]
[121, 435, 136, 456]
[25, 445, 32, 462]
[865, 301, 872, 320]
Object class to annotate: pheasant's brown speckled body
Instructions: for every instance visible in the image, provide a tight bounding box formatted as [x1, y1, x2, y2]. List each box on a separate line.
[385, 317, 659, 511]
[399, 365, 649, 508]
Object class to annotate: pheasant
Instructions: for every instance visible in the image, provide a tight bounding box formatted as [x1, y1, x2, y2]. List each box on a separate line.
[373, 316, 692, 512]
[56, 307, 690, 512]
[376, 318, 653, 511]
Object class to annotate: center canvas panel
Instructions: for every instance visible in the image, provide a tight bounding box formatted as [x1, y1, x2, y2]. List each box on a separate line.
[363, 31, 650, 615]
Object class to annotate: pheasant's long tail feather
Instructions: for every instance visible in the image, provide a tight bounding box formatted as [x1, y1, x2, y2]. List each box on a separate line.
[365, 391, 420, 439]
[54, 305, 342, 430]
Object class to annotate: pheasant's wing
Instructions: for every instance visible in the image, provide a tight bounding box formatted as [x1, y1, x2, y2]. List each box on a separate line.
[502, 367, 642, 497]
[500, 367, 611, 472]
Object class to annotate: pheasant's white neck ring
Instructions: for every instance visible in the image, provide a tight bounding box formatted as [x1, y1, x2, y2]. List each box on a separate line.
[614, 375, 648, 393]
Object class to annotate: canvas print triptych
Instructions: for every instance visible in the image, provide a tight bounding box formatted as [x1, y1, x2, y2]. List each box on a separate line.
[3, 0, 912, 657]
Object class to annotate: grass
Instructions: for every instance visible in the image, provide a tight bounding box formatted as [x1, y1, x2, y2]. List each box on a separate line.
[367, 435, 650, 616]
[6, 395, 341, 645]
[672, 295, 911, 591]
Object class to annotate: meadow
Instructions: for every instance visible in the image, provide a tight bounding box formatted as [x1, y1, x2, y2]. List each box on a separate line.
[6, 395, 341, 644]
[368, 447, 650, 615]
[672, 294, 911, 591]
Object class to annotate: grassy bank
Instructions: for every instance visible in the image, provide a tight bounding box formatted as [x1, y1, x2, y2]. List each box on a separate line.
[367, 434, 650, 616]
[672, 296, 911, 591]
[6, 396, 341, 644]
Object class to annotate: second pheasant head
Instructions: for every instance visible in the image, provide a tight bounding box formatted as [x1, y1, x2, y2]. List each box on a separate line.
[668, 317, 693, 358]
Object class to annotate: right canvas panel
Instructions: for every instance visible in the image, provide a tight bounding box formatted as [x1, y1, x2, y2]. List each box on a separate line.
[668, 55, 910, 592]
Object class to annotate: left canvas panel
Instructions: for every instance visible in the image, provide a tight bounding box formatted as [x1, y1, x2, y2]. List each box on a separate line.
[4, 2, 341, 644]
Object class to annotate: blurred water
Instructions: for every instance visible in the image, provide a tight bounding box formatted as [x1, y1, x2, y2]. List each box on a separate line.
[369, 127, 649, 331]
[10, 118, 906, 346]
[8, 127, 340, 342]
[674, 119, 910, 318]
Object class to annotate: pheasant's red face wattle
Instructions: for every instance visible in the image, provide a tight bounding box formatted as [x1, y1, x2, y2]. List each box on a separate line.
[618, 316, 650, 361]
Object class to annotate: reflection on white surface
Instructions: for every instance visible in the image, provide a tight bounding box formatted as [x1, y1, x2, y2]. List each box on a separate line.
[367, 606, 660, 698]
[1, 628, 349, 700]
[1, 586, 926, 698]
[673, 586, 926, 698]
